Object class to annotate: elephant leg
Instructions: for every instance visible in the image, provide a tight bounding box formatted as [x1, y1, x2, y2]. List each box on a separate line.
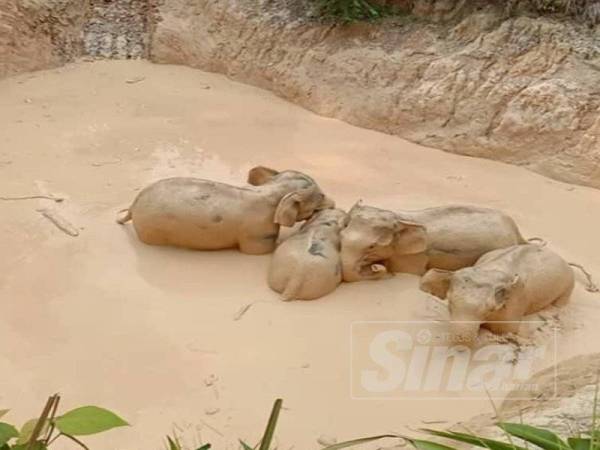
[389, 253, 428, 275]
[553, 291, 572, 307]
[484, 320, 521, 335]
[239, 235, 277, 255]
[427, 251, 480, 271]
[135, 225, 169, 246]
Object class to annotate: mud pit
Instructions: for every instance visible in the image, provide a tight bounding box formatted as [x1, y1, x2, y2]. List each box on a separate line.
[1, 60, 600, 449]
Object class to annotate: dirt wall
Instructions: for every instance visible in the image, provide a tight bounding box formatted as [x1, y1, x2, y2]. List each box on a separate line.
[0, 0, 90, 78]
[462, 353, 600, 438]
[2, 0, 599, 188]
[151, 0, 600, 188]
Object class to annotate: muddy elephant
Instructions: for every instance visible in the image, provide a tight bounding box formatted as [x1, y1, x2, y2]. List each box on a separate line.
[340, 202, 534, 281]
[268, 208, 348, 300]
[117, 166, 334, 254]
[419, 244, 575, 345]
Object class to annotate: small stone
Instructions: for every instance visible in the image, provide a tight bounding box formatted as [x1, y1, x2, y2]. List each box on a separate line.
[301, 363, 310, 369]
[204, 407, 220, 416]
[317, 435, 337, 446]
[204, 374, 218, 386]
[126, 76, 145, 84]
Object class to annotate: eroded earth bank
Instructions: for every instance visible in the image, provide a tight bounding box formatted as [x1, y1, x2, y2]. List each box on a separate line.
[2, 0, 600, 188]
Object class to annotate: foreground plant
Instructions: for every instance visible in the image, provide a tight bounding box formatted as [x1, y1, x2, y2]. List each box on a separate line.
[227, 377, 599, 450]
[413, 422, 599, 450]
[409, 378, 600, 450]
[10, 386, 599, 450]
[165, 434, 211, 450]
[0, 394, 128, 450]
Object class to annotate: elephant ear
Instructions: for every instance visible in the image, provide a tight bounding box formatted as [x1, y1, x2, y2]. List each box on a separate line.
[420, 269, 453, 299]
[374, 226, 395, 246]
[394, 220, 428, 254]
[348, 199, 364, 215]
[493, 274, 521, 310]
[339, 212, 351, 228]
[274, 191, 302, 227]
[248, 166, 279, 186]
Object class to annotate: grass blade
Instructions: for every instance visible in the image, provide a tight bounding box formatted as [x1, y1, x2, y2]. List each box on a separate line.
[321, 434, 401, 449]
[405, 437, 459, 450]
[166, 436, 181, 450]
[498, 423, 570, 450]
[591, 372, 599, 450]
[258, 399, 283, 450]
[422, 428, 527, 450]
[568, 438, 590, 450]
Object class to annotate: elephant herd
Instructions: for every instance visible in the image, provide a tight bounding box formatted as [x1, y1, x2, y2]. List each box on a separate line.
[117, 166, 596, 344]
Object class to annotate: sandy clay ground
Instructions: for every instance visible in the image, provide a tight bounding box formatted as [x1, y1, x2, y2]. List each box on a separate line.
[1, 60, 600, 449]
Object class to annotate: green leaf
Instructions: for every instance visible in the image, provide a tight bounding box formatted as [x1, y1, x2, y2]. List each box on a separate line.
[258, 399, 282, 450]
[0, 423, 18, 446]
[196, 445, 211, 450]
[55, 406, 128, 436]
[239, 440, 254, 450]
[568, 438, 591, 450]
[422, 428, 528, 450]
[498, 423, 570, 450]
[17, 418, 49, 445]
[321, 434, 401, 449]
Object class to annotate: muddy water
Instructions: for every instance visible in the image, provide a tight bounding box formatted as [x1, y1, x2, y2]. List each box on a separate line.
[1, 60, 599, 449]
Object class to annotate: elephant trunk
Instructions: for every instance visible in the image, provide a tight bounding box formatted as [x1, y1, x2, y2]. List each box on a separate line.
[317, 195, 336, 211]
[341, 251, 364, 282]
[341, 250, 388, 282]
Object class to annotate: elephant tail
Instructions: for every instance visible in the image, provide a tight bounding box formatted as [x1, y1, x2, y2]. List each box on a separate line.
[116, 208, 132, 225]
[280, 270, 305, 301]
[569, 262, 599, 293]
[527, 237, 547, 247]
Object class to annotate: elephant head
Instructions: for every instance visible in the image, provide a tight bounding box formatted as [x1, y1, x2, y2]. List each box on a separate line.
[301, 208, 348, 231]
[420, 267, 523, 345]
[340, 202, 427, 282]
[247, 166, 335, 227]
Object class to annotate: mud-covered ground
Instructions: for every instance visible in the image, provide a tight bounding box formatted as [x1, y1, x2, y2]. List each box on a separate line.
[1, 60, 600, 449]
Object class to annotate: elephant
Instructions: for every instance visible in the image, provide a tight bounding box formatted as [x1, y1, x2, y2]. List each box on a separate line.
[419, 244, 575, 345]
[268, 208, 348, 300]
[116, 166, 334, 254]
[340, 202, 536, 281]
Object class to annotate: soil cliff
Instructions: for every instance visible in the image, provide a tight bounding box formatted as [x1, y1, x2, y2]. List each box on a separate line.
[0, 0, 89, 77]
[461, 353, 600, 438]
[151, 0, 600, 188]
[1, 0, 599, 187]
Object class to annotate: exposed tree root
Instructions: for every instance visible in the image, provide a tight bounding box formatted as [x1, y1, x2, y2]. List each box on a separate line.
[0, 195, 63, 202]
[569, 262, 600, 293]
